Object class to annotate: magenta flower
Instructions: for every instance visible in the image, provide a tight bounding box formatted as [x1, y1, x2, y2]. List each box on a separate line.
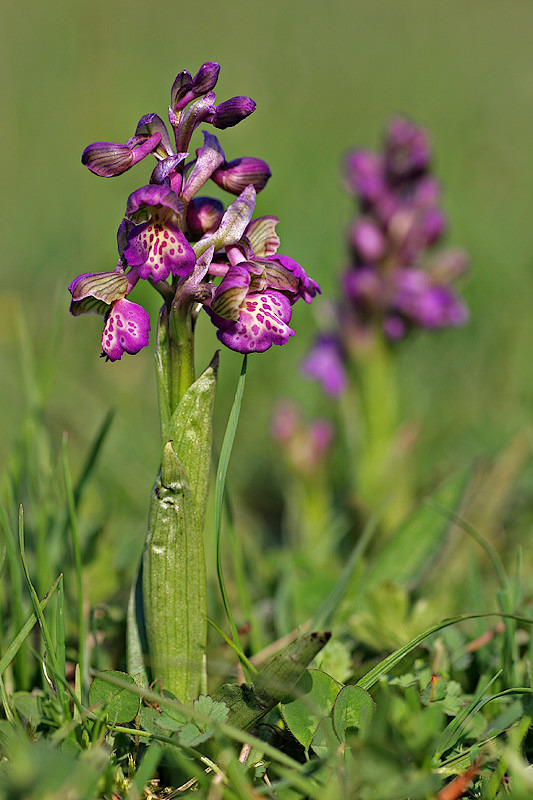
[68, 270, 150, 361]
[205, 245, 320, 354]
[70, 62, 319, 361]
[121, 185, 196, 281]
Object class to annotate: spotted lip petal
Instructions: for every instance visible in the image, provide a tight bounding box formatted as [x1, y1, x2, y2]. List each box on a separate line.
[123, 218, 196, 281]
[101, 299, 151, 361]
[207, 290, 294, 353]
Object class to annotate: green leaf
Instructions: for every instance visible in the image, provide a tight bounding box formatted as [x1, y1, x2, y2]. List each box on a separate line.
[166, 353, 218, 530]
[213, 632, 330, 731]
[142, 444, 205, 702]
[193, 694, 230, 728]
[281, 669, 340, 751]
[310, 716, 340, 758]
[420, 674, 448, 705]
[333, 684, 375, 740]
[177, 723, 212, 747]
[88, 670, 140, 723]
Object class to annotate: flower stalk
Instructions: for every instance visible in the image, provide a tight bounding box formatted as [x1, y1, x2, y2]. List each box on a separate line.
[68, 61, 319, 705]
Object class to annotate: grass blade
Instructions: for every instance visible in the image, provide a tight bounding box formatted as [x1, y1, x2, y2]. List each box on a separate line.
[358, 611, 533, 692]
[0, 574, 61, 676]
[311, 509, 380, 630]
[214, 355, 247, 655]
[62, 434, 86, 698]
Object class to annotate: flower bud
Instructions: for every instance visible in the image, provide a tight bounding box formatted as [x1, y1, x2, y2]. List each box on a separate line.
[186, 196, 225, 238]
[81, 133, 162, 177]
[384, 117, 431, 181]
[345, 149, 384, 203]
[211, 157, 271, 195]
[210, 96, 256, 129]
[191, 62, 220, 95]
[170, 70, 193, 111]
[350, 218, 386, 262]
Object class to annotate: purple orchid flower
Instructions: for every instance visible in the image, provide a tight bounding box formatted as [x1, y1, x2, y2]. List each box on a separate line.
[70, 62, 319, 361]
[304, 115, 469, 395]
[120, 184, 196, 282]
[68, 269, 150, 361]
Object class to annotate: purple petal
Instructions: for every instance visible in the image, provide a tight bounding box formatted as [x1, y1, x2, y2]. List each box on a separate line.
[81, 133, 162, 177]
[384, 116, 431, 181]
[413, 286, 469, 329]
[174, 93, 216, 153]
[68, 271, 130, 305]
[135, 113, 173, 156]
[245, 216, 280, 257]
[125, 184, 184, 220]
[210, 96, 256, 129]
[170, 70, 193, 111]
[196, 184, 256, 254]
[265, 254, 321, 303]
[208, 290, 294, 353]
[182, 131, 225, 201]
[211, 264, 251, 320]
[350, 218, 386, 263]
[191, 62, 220, 95]
[150, 153, 188, 186]
[211, 157, 271, 195]
[345, 149, 385, 203]
[301, 335, 347, 396]
[186, 196, 225, 238]
[101, 299, 151, 361]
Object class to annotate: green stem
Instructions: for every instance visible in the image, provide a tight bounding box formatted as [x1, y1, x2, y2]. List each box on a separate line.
[168, 303, 195, 411]
[349, 331, 412, 528]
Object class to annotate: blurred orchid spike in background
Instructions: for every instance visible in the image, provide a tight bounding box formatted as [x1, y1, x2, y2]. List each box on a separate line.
[68, 61, 319, 360]
[302, 116, 468, 396]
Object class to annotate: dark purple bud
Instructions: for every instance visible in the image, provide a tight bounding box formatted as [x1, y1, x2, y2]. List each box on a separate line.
[171, 70, 193, 111]
[211, 157, 271, 195]
[345, 149, 384, 204]
[412, 176, 441, 207]
[350, 218, 386, 262]
[383, 315, 407, 340]
[413, 286, 469, 329]
[301, 334, 347, 396]
[191, 62, 220, 95]
[343, 267, 384, 310]
[186, 196, 225, 238]
[420, 207, 447, 246]
[135, 113, 173, 156]
[210, 96, 256, 129]
[384, 117, 431, 182]
[81, 133, 162, 177]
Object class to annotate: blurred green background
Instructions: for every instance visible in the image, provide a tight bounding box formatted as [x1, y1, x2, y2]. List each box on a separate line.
[2, 0, 533, 587]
